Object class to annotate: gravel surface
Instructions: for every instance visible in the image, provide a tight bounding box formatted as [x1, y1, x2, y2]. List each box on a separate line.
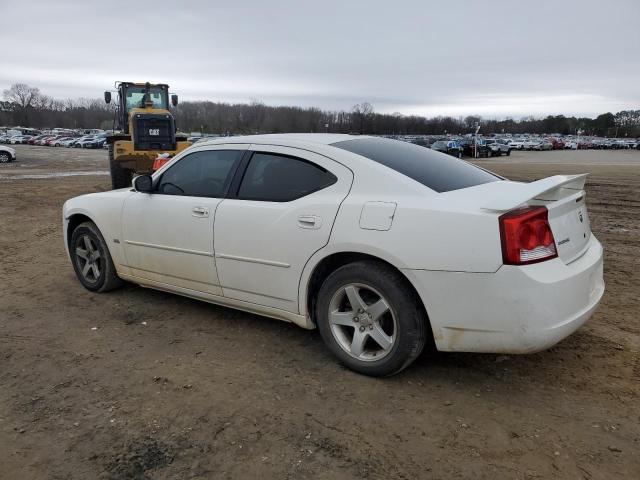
[1, 145, 639, 479]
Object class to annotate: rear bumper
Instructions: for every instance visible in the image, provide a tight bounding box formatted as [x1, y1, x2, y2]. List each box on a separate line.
[404, 235, 604, 353]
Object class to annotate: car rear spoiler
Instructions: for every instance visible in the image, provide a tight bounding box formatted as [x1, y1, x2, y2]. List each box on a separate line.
[480, 174, 589, 212]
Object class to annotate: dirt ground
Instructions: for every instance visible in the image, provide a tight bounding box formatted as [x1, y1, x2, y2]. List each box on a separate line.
[1, 145, 639, 479]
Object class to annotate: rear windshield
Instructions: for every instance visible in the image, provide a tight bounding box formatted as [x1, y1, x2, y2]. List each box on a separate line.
[332, 137, 500, 193]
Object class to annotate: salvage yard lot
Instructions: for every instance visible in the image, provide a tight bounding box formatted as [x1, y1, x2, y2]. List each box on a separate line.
[1, 145, 639, 479]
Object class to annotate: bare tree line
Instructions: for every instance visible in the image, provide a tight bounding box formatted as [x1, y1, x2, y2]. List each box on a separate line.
[2, 83, 639, 137]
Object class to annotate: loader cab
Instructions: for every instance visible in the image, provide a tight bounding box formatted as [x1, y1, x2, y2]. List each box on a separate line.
[105, 82, 178, 151]
[114, 83, 170, 133]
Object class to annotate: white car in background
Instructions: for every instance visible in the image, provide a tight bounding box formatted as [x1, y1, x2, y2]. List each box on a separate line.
[58, 137, 79, 147]
[62, 134, 604, 376]
[0, 145, 16, 163]
[509, 139, 525, 150]
[532, 140, 553, 151]
[523, 139, 541, 150]
[8, 135, 29, 144]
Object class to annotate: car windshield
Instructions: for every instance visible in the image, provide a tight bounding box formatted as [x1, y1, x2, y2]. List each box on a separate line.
[432, 141, 447, 147]
[332, 137, 500, 193]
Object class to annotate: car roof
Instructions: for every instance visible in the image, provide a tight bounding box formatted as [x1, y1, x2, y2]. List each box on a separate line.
[196, 133, 365, 148]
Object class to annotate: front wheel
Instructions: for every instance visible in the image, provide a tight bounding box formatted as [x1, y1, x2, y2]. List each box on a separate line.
[316, 261, 428, 377]
[70, 221, 122, 292]
[0, 152, 11, 163]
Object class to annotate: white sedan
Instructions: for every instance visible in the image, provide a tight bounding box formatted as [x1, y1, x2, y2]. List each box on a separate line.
[62, 134, 604, 376]
[0, 145, 16, 163]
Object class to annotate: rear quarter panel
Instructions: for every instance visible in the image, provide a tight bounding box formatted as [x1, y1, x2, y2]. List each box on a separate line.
[298, 170, 504, 317]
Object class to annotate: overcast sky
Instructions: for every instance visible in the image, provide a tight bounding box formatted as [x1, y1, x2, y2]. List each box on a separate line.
[1, 0, 638, 118]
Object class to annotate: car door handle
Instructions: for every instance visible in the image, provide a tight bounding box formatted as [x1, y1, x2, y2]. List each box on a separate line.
[192, 206, 209, 218]
[297, 215, 322, 229]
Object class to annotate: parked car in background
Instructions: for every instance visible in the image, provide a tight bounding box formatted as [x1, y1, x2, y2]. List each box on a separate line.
[9, 135, 31, 144]
[0, 145, 16, 163]
[485, 139, 511, 156]
[58, 137, 79, 147]
[430, 140, 463, 158]
[45, 136, 65, 146]
[52, 137, 73, 146]
[66, 137, 83, 147]
[83, 137, 106, 149]
[28, 135, 48, 145]
[74, 136, 97, 148]
[37, 136, 55, 146]
[533, 140, 553, 151]
[550, 138, 565, 149]
[459, 138, 490, 158]
[509, 139, 525, 150]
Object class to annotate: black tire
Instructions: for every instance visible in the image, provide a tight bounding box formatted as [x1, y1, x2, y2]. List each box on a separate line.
[108, 144, 133, 190]
[0, 152, 11, 163]
[70, 221, 122, 293]
[315, 260, 428, 377]
[506, 149, 511, 156]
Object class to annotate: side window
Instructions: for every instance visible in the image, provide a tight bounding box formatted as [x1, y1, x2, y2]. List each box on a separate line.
[157, 150, 241, 197]
[237, 152, 337, 202]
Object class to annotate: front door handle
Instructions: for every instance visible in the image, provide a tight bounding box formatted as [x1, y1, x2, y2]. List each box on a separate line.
[297, 215, 322, 229]
[192, 206, 209, 218]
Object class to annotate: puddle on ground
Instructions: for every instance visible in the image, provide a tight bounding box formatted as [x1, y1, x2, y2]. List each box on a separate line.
[0, 171, 109, 180]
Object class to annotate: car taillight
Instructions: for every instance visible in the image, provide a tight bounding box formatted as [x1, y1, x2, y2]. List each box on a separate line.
[499, 206, 557, 265]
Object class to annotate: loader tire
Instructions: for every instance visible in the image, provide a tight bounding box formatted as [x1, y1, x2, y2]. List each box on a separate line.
[108, 144, 133, 190]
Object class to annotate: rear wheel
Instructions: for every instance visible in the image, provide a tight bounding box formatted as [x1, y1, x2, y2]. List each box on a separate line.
[316, 260, 428, 377]
[70, 221, 122, 292]
[506, 148, 511, 156]
[108, 144, 133, 190]
[0, 152, 10, 163]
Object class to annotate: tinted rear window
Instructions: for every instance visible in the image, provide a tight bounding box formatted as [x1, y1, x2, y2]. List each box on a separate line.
[332, 137, 500, 193]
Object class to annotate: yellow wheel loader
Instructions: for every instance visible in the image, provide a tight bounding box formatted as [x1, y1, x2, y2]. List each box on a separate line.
[104, 82, 191, 189]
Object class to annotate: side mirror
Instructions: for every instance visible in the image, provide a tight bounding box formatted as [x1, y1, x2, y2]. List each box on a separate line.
[171, 94, 178, 107]
[104, 91, 111, 104]
[133, 174, 153, 193]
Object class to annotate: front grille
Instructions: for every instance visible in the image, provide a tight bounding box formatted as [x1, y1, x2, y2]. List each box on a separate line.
[133, 114, 176, 150]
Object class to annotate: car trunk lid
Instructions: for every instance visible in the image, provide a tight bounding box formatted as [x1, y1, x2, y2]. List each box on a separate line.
[479, 174, 591, 263]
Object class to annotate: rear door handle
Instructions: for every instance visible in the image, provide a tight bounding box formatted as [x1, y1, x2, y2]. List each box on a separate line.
[192, 206, 209, 218]
[297, 215, 322, 229]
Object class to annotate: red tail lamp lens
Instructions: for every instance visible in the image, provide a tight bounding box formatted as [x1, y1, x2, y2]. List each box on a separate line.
[499, 206, 558, 265]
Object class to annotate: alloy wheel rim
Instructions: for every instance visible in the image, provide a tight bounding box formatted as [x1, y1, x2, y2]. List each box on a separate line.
[328, 283, 397, 362]
[75, 235, 102, 283]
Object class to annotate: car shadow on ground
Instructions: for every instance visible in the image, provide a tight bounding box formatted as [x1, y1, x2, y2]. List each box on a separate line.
[103, 281, 606, 392]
